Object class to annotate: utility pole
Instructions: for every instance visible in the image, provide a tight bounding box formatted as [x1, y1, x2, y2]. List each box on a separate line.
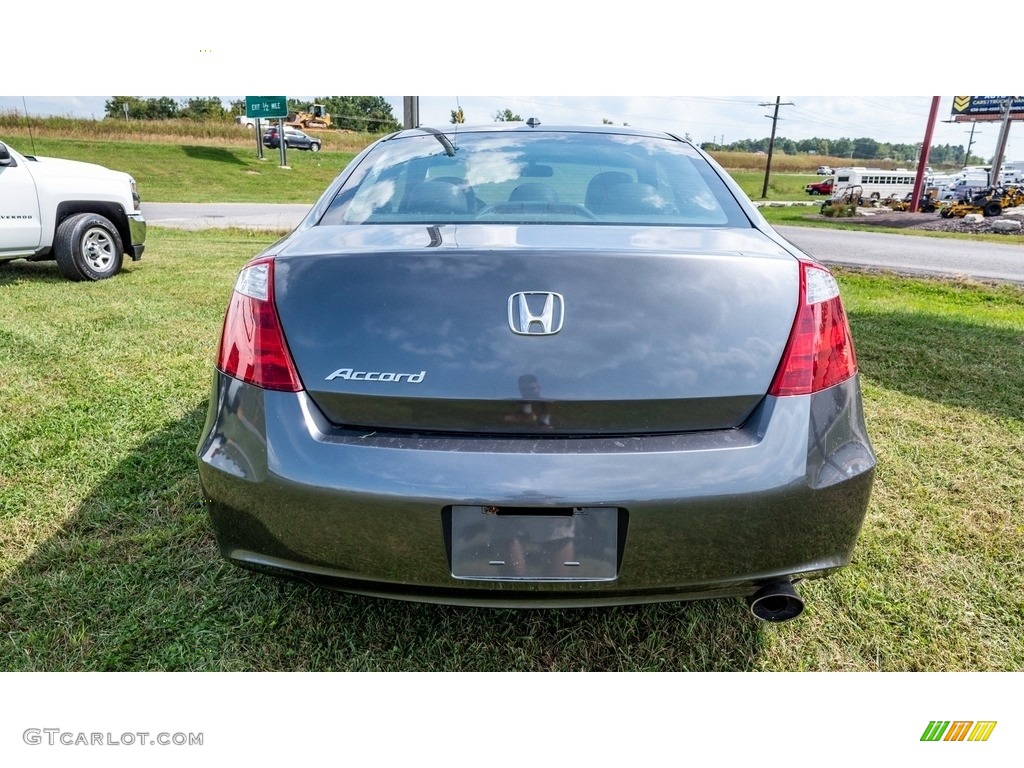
[403, 97, 420, 129]
[963, 121, 980, 166]
[989, 97, 1017, 186]
[760, 97, 794, 199]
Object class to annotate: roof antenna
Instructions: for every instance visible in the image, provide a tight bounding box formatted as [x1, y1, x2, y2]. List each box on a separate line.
[22, 97, 36, 155]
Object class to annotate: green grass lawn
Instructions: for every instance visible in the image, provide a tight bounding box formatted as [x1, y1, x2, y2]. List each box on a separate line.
[5, 136, 355, 203]
[1, 229, 1022, 671]
[729, 171, 818, 200]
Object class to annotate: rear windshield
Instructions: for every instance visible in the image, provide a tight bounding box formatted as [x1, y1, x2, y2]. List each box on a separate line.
[318, 130, 751, 227]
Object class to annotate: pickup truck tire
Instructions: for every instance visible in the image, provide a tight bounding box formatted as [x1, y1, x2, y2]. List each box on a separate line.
[54, 212, 124, 281]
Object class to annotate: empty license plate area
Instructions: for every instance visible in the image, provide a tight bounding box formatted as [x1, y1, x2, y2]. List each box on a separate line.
[449, 505, 620, 581]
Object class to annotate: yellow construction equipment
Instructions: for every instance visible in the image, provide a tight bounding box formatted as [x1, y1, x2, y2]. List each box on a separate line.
[286, 104, 331, 130]
[881, 192, 938, 213]
[939, 185, 1024, 218]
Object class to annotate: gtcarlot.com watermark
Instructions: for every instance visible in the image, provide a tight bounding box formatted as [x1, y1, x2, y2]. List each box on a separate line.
[23, 728, 203, 747]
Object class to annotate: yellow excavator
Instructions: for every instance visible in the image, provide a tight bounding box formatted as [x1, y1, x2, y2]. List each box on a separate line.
[285, 104, 331, 130]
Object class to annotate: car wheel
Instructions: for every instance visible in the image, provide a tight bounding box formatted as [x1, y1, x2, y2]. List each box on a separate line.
[810, 190, 820, 195]
[310, 142, 320, 152]
[53, 212, 124, 281]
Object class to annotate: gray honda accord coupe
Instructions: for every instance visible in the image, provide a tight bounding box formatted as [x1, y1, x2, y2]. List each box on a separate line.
[197, 122, 875, 621]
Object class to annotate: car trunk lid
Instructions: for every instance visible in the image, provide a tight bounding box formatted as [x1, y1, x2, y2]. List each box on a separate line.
[271, 224, 799, 435]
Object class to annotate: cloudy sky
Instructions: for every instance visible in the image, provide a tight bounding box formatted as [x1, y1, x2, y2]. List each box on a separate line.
[1, 6, 1020, 160]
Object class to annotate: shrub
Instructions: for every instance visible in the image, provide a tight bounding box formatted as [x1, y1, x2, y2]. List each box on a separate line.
[821, 203, 859, 218]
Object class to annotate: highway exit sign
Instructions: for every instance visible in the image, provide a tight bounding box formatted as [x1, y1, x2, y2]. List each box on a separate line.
[245, 96, 288, 119]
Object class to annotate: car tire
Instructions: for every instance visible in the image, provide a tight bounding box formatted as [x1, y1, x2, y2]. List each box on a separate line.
[810, 190, 820, 195]
[310, 142, 320, 153]
[53, 212, 124, 281]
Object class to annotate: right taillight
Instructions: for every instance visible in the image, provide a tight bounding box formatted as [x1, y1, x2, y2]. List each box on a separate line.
[769, 260, 858, 397]
[216, 257, 303, 392]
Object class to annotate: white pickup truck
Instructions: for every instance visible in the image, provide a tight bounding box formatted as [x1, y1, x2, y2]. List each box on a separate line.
[0, 140, 147, 281]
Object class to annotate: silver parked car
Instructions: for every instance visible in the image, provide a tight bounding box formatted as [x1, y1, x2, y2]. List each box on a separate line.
[197, 122, 875, 621]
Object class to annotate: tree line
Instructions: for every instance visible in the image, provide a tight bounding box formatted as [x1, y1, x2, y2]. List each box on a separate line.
[107, 98, 523, 130]
[699, 136, 983, 166]
[100, 99, 982, 164]
[103, 96, 402, 133]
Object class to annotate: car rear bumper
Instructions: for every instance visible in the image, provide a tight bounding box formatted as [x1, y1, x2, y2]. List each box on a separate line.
[197, 373, 875, 607]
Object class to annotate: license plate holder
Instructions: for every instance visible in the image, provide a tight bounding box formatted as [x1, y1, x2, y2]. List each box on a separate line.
[450, 505, 619, 582]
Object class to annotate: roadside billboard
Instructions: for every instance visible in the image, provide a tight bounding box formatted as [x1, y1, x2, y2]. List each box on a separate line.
[950, 96, 1024, 122]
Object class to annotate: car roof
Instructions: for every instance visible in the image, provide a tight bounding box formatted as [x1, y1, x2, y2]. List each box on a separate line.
[383, 123, 685, 143]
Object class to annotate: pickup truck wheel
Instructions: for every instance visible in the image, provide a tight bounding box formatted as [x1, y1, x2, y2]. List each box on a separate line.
[54, 213, 124, 281]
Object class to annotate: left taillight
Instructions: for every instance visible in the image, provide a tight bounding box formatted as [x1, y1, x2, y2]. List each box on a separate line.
[216, 258, 303, 392]
[768, 259, 858, 397]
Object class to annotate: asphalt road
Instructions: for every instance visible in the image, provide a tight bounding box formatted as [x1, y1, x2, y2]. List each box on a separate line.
[143, 202, 312, 232]
[142, 203, 1024, 284]
[776, 226, 1024, 284]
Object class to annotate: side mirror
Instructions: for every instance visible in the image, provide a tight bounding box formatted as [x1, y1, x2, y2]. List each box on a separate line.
[0, 142, 11, 166]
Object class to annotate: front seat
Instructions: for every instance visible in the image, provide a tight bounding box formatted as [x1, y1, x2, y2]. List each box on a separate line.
[508, 183, 559, 203]
[584, 171, 633, 214]
[399, 180, 470, 215]
[431, 176, 484, 211]
[605, 183, 668, 214]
